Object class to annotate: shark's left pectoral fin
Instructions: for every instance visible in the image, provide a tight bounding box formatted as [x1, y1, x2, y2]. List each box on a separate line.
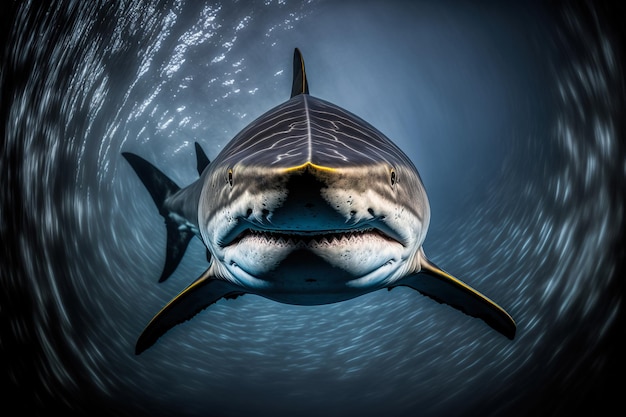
[393, 250, 516, 340]
[136, 268, 245, 354]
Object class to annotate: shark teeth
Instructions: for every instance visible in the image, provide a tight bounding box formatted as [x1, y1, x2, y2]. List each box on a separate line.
[235, 228, 394, 247]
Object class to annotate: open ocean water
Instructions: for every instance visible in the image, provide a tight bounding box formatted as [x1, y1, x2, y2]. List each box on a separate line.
[2, 1, 624, 416]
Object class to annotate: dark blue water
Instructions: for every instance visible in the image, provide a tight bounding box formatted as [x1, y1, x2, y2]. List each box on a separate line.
[2, 1, 624, 416]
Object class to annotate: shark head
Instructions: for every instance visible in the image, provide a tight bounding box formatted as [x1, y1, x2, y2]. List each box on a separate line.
[123, 49, 515, 354]
[199, 94, 430, 304]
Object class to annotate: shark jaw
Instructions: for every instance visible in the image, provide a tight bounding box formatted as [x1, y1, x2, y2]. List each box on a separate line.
[220, 224, 408, 303]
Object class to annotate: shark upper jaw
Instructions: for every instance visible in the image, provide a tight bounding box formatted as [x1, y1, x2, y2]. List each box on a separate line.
[216, 207, 410, 250]
[227, 225, 401, 249]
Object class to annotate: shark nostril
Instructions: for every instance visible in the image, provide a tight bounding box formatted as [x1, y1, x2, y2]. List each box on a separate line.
[368, 208, 375, 216]
[262, 208, 270, 219]
[246, 208, 253, 218]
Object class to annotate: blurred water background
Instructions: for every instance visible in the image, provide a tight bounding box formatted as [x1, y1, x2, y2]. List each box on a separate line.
[2, 1, 624, 416]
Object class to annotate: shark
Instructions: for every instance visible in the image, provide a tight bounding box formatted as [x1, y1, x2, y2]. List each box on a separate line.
[123, 48, 516, 355]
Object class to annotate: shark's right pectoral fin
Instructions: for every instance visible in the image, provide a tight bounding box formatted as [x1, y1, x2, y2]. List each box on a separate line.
[136, 268, 245, 355]
[393, 249, 516, 340]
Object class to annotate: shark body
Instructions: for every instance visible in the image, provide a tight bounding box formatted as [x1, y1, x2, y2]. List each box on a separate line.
[123, 49, 516, 354]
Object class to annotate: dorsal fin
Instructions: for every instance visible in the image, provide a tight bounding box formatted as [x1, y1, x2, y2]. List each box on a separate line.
[290, 48, 309, 98]
[194, 142, 210, 175]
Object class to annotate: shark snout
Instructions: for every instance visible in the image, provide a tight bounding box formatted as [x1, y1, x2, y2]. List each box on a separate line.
[264, 164, 349, 230]
[219, 161, 407, 247]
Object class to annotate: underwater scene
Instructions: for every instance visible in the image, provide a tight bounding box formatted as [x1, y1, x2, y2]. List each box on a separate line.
[2, 1, 624, 416]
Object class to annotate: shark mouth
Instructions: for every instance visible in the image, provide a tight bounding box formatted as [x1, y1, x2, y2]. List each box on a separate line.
[228, 227, 400, 248]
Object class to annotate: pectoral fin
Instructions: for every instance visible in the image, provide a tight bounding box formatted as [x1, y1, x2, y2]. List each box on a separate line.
[136, 268, 245, 354]
[393, 249, 516, 340]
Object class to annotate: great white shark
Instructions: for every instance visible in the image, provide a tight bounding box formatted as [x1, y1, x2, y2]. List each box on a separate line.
[123, 49, 516, 355]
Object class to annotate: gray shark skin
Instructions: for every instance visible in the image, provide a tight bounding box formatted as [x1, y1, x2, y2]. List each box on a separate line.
[123, 49, 516, 355]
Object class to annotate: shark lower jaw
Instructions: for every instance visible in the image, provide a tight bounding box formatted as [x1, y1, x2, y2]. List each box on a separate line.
[220, 227, 406, 292]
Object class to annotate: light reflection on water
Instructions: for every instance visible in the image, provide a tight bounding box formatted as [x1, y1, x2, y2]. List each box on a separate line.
[2, 1, 623, 416]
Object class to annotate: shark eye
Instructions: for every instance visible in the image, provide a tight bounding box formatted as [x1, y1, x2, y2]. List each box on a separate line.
[228, 169, 233, 187]
[390, 168, 397, 187]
